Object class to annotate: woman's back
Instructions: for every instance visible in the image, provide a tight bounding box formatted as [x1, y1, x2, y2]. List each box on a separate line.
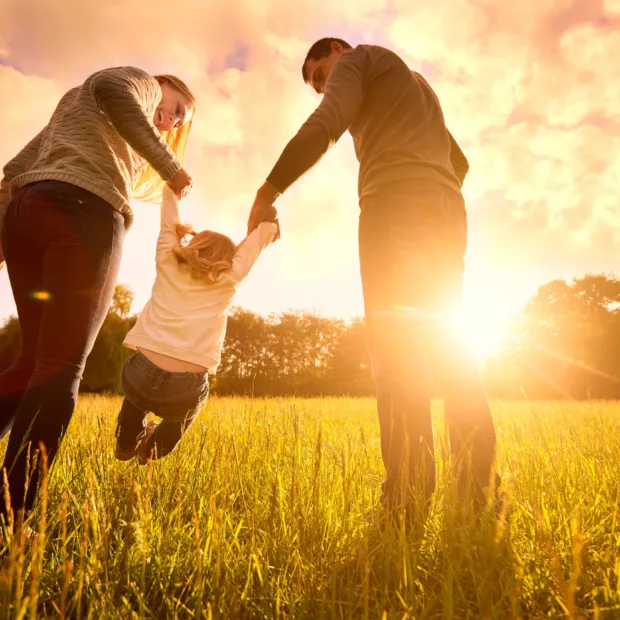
[4, 67, 180, 229]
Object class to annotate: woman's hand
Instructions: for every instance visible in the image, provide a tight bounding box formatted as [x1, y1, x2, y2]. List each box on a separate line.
[167, 167, 193, 199]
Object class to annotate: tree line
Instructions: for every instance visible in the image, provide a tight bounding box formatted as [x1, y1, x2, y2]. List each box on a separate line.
[2, 274, 620, 399]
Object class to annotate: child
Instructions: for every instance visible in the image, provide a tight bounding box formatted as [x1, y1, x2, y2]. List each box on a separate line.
[115, 186, 277, 463]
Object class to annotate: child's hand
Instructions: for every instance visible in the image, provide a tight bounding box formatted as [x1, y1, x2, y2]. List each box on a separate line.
[247, 181, 280, 235]
[262, 206, 281, 241]
[262, 205, 278, 223]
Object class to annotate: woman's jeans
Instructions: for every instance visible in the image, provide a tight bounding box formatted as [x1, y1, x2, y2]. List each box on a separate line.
[0, 181, 124, 519]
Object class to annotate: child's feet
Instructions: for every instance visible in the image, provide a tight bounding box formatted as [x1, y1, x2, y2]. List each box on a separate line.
[115, 438, 137, 461]
[137, 420, 159, 465]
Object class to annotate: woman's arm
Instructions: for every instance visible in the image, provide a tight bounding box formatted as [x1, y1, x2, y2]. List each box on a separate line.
[88, 67, 182, 182]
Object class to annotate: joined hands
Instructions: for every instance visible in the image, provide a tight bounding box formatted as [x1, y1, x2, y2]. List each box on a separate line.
[248, 181, 281, 241]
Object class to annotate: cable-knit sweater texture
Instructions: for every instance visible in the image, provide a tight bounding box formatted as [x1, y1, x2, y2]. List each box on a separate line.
[1, 66, 181, 229]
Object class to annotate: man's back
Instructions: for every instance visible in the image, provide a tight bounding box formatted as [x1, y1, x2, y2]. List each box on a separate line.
[262, 43, 465, 205]
[322, 45, 462, 198]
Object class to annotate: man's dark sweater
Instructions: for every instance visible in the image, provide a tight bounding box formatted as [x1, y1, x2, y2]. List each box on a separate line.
[267, 44, 468, 199]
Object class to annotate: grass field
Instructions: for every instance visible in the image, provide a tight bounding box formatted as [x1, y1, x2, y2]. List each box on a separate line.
[1, 396, 620, 618]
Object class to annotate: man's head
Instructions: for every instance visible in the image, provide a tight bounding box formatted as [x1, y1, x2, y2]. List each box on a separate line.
[302, 38, 353, 94]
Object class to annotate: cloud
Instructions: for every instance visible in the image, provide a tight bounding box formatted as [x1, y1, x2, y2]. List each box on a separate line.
[1, 0, 619, 330]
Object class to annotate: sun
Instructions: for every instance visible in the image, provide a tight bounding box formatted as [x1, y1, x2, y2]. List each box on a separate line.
[452, 297, 513, 360]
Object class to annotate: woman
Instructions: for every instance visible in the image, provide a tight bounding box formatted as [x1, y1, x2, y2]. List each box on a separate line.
[0, 66, 195, 524]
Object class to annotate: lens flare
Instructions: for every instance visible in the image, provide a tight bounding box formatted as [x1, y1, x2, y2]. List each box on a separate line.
[31, 291, 51, 301]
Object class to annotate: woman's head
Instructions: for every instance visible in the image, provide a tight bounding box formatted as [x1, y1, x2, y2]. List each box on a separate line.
[153, 75, 195, 132]
[172, 222, 236, 283]
[134, 74, 196, 202]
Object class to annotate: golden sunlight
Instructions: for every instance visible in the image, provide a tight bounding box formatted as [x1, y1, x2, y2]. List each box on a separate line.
[454, 295, 513, 360]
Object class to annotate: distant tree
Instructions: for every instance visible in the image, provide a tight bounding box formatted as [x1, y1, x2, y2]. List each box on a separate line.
[215, 307, 270, 394]
[111, 284, 134, 319]
[215, 309, 373, 396]
[81, 285, 136, 392]
[327, 318, 374, 395]
[485, 274, 620, 399]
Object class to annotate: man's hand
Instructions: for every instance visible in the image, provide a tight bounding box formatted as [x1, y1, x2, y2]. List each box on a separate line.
[248, 181, 281, 237]
[167, 167, 193, 199]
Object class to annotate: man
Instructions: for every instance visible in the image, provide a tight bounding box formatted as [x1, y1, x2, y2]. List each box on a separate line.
[248, 38, 498, 509]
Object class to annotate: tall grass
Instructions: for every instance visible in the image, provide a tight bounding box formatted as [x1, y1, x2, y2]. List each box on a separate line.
[0, 396, 620, 618]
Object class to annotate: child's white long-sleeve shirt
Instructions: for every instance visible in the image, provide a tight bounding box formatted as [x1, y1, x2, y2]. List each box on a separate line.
[124, 187, 276, 372]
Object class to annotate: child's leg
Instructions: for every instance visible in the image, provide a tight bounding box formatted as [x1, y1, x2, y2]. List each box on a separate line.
[136, 364, 209, 463]
[141, 409, 200, 461]
[116, 397, 148, 450]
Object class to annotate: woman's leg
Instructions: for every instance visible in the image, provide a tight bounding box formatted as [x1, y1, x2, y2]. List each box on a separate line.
[0, 190, 45, 440]
[0, 182, 125, 519]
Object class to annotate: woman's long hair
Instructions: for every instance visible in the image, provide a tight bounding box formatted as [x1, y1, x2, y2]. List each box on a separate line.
[172, 223, 237, 283]
[133, 74, 196, 202]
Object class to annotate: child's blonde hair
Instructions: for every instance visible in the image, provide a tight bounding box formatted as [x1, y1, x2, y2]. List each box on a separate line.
[134, 74, 196, 203]
[172, 222, 236, 283]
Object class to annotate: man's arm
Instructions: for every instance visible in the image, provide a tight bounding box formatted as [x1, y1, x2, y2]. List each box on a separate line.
[248, 48, 367, 234]
[448, 131, 469, 187]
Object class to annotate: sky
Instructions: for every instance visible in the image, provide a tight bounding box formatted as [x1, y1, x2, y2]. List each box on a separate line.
[1, 0, 619, 356]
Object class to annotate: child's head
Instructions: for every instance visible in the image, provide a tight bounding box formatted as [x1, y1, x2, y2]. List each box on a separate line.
[172, 223, 236, 283]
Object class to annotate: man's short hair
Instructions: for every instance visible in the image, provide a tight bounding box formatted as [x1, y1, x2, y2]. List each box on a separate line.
[302, 38, 353, 83]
